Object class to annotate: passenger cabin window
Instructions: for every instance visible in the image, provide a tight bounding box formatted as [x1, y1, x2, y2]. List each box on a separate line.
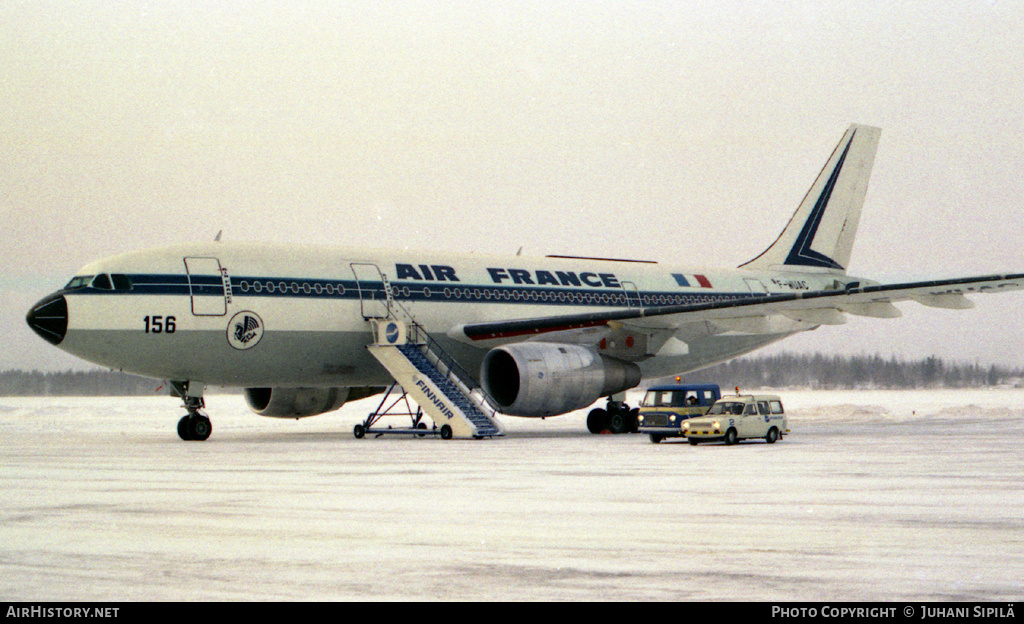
[744, 404, 757, 415]
[769, 400, 784, 414]
[757, 401, 769, 415]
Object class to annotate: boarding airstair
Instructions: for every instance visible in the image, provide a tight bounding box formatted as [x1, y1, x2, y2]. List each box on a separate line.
[356, 301, 504, 440]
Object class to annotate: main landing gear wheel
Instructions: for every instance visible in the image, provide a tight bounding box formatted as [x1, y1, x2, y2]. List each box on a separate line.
[587, 400, 638, 434]
[608, 410, 630, 434]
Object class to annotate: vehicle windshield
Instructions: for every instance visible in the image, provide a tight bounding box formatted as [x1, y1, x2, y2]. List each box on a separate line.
[707, 401, 746, 415]
[642, 389, 707, 407]
[642, 390, 677, 407]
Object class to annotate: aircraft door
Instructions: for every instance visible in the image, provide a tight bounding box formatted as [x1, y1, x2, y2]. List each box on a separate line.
[744, 279, 768, 296]
[621, 281, 642, 308]
[184, 257, 227, 316]
[350, 263, 393, 319]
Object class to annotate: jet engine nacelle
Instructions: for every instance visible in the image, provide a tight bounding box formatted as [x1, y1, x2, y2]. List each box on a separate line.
[244, 386, 351, 418]
[481, 342, 642, 417]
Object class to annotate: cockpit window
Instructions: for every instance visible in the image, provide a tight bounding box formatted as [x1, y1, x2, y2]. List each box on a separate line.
[83, 274, 133, 291]
[64, 276, 94, 290]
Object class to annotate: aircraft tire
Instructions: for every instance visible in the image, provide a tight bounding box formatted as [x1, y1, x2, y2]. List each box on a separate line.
[608, 411, 629, 434]
[586, 408, 608, 434]
[765, 427, 779, 444]
[187, 415, 212, 441]
[177, 416, 192, 441]
[440, 425, 453, 440]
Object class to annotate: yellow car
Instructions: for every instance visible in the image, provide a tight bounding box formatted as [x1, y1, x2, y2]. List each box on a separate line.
[683, 394, 788, 445]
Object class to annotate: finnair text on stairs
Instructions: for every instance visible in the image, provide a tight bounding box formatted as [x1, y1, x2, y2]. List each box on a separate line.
[415, 377, 455, 421]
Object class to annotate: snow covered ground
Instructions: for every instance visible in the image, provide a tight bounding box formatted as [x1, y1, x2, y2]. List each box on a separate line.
[2, 389, 1022, 601]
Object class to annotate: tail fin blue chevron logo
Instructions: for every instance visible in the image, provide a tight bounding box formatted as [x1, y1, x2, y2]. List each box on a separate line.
[782, 130, 856, 270]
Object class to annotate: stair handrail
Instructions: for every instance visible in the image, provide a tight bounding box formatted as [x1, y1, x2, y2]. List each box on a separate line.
[374, 298, 503, 419]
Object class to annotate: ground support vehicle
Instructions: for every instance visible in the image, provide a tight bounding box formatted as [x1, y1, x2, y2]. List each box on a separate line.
[636, 383, 721, 443]
[684, 394, 788, 445]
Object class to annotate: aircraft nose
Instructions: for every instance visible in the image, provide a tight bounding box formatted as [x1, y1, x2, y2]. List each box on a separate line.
[26, 292, 68, 346]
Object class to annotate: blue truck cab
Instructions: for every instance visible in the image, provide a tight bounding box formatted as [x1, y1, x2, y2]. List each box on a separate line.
[636, 383, 722, 443]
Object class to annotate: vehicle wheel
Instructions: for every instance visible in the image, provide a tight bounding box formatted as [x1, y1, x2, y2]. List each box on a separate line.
[353, 424, 365, 439]
[440, 425, 453, 440]
[608, 410, 629, 434]
[628, 408, 640, 433]
[765, 427, 779, 444]
[688, 437, 699, 446]
[187, 415, 212, 441]
[649, 434, 663, 444]
[586, 408, 608, 434]
[177, 416, 192, 441]
[415, 422, 428, 438]
[724, 428, 738, 445]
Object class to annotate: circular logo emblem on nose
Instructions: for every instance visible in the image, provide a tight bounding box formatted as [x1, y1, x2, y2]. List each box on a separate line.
[385, 322, 400, 344]
[227, 311, 264, 350]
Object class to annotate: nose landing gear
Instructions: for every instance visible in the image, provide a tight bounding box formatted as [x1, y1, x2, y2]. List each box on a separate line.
[171, 381, 212, 441]
[177, 411, 212, 441]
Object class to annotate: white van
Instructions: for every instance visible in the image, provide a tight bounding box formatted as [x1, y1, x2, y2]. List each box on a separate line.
[683, 394, 788, 445]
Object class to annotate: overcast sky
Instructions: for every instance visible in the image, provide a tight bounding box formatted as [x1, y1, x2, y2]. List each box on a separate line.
[3, 1, 1024, 372]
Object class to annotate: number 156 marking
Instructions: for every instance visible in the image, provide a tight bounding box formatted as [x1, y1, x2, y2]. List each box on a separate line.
[143, 315, 176, 334]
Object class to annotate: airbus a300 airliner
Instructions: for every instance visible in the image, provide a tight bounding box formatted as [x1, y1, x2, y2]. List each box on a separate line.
[26, 125, 1024, 440]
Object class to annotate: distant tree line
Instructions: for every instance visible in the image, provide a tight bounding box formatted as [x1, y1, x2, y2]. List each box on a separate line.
[2, 352, 1022, 396]
[0, 369, 158, 397]
[674, 353, 1023, 390]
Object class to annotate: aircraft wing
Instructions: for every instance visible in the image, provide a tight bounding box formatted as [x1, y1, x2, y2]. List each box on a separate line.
[456, 273, 1024, 342]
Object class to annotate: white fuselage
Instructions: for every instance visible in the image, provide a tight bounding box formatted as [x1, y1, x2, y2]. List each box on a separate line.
[49, 241, 843, 393]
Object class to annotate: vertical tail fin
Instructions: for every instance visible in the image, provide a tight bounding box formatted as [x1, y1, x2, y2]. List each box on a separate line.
[740, 124, 881, 274]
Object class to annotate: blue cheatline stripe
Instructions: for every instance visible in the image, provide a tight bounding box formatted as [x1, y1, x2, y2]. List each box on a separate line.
[63, 273, 751, 309]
